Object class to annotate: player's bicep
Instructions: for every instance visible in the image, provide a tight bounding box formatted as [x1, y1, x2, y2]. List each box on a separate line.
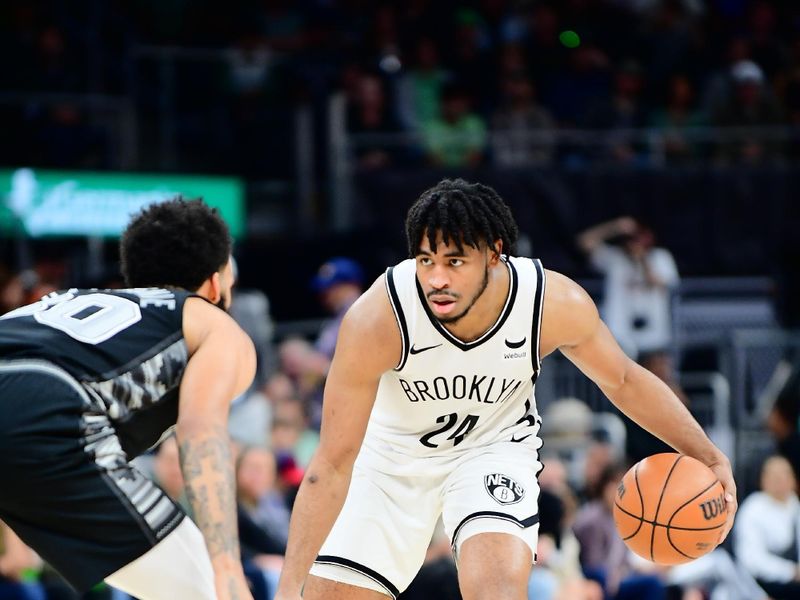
[542, 270, 632, 392]
[560, 320, 632, 393]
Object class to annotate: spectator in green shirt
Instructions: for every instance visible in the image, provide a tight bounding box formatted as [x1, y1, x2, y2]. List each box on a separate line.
[422, 83, 487, 167]
[396, 37, 450, 130]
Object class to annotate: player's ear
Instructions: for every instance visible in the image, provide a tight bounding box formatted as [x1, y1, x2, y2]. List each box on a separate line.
[208, 272, 222, 304]
[490, 239, 503, 262]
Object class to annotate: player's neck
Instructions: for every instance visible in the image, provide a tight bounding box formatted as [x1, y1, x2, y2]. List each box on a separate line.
[442, 259, 510, 342]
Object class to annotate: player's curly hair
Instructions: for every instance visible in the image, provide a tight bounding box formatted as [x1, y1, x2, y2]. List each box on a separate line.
[405, 179, 519, 257]
[120, 196, 231, 290]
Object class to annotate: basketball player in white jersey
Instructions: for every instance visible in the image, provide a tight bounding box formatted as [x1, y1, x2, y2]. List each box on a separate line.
[275, 179, 737, 600]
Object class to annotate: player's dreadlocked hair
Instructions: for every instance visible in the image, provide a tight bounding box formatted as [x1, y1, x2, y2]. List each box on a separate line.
[120, 196, 231, 291]
[405, 179, 519, 257]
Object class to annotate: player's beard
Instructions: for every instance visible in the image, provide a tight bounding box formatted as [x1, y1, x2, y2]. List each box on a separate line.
[434, 262, 489, 325]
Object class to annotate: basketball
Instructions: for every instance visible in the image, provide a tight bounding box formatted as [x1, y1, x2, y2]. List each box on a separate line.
[613, 453, 727, 565]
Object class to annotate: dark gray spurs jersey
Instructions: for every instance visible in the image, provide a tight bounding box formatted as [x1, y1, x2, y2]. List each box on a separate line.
[0, 288, 196, 457]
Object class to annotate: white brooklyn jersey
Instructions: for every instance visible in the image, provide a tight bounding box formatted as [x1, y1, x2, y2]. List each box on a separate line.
[358, 256, 546, 475]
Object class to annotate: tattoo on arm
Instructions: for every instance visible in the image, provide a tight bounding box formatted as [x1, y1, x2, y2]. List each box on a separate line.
[179, 425, 240, 562]
[229, 577, 243, 600]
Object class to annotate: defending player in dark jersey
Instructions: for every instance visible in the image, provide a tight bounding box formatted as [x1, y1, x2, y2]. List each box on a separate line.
[0, 198, 255, 600]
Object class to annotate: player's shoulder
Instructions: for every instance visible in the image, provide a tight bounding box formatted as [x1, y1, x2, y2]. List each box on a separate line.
[341, 273, 396, 335]
[540, 269, 600, 354]
[183, 296, 242, 330]
[334, 273, 401, 372]
[542, 269, 595, 310]
[182, 296, 251, 355]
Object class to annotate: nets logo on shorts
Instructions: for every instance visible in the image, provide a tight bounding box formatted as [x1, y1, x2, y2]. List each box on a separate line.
[484, 473, 525, 505]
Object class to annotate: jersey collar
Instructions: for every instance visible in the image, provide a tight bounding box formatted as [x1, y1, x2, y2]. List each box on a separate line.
[415, 257, 518, 351]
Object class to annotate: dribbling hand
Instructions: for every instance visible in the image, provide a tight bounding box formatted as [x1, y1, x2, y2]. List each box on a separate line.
[707, 457, 738, 543]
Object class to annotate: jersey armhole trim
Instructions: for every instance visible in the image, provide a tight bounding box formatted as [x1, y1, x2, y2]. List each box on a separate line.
[314, 555, 400, 599]
[531, 259, 545, 377]
[385, 267, 410, 371]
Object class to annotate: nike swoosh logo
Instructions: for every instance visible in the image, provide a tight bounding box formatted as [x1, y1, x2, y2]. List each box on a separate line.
[505, 337, 526, 349]
[409, 343, 442, 355]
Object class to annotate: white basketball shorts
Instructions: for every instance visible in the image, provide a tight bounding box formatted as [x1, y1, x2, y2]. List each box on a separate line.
[309, 441, 541, 598]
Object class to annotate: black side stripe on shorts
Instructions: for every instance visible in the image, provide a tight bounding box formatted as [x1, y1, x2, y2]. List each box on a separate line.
[385, 266, 410, 371]
[451, 511, 540, 549]
[530, 258, 545, 379]
[315, 555, 400, 599]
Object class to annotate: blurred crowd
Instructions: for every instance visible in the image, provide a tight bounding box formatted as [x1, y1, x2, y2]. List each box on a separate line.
[3, 218, 800, 600]
[3, 0, 800, 173]
[5, 1, 800, 598]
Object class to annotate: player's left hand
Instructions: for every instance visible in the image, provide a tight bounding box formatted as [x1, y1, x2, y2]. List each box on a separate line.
[707, 455, 737, 544]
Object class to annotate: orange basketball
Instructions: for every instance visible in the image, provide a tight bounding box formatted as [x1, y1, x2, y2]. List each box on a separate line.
[613, 453, 727, 565]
